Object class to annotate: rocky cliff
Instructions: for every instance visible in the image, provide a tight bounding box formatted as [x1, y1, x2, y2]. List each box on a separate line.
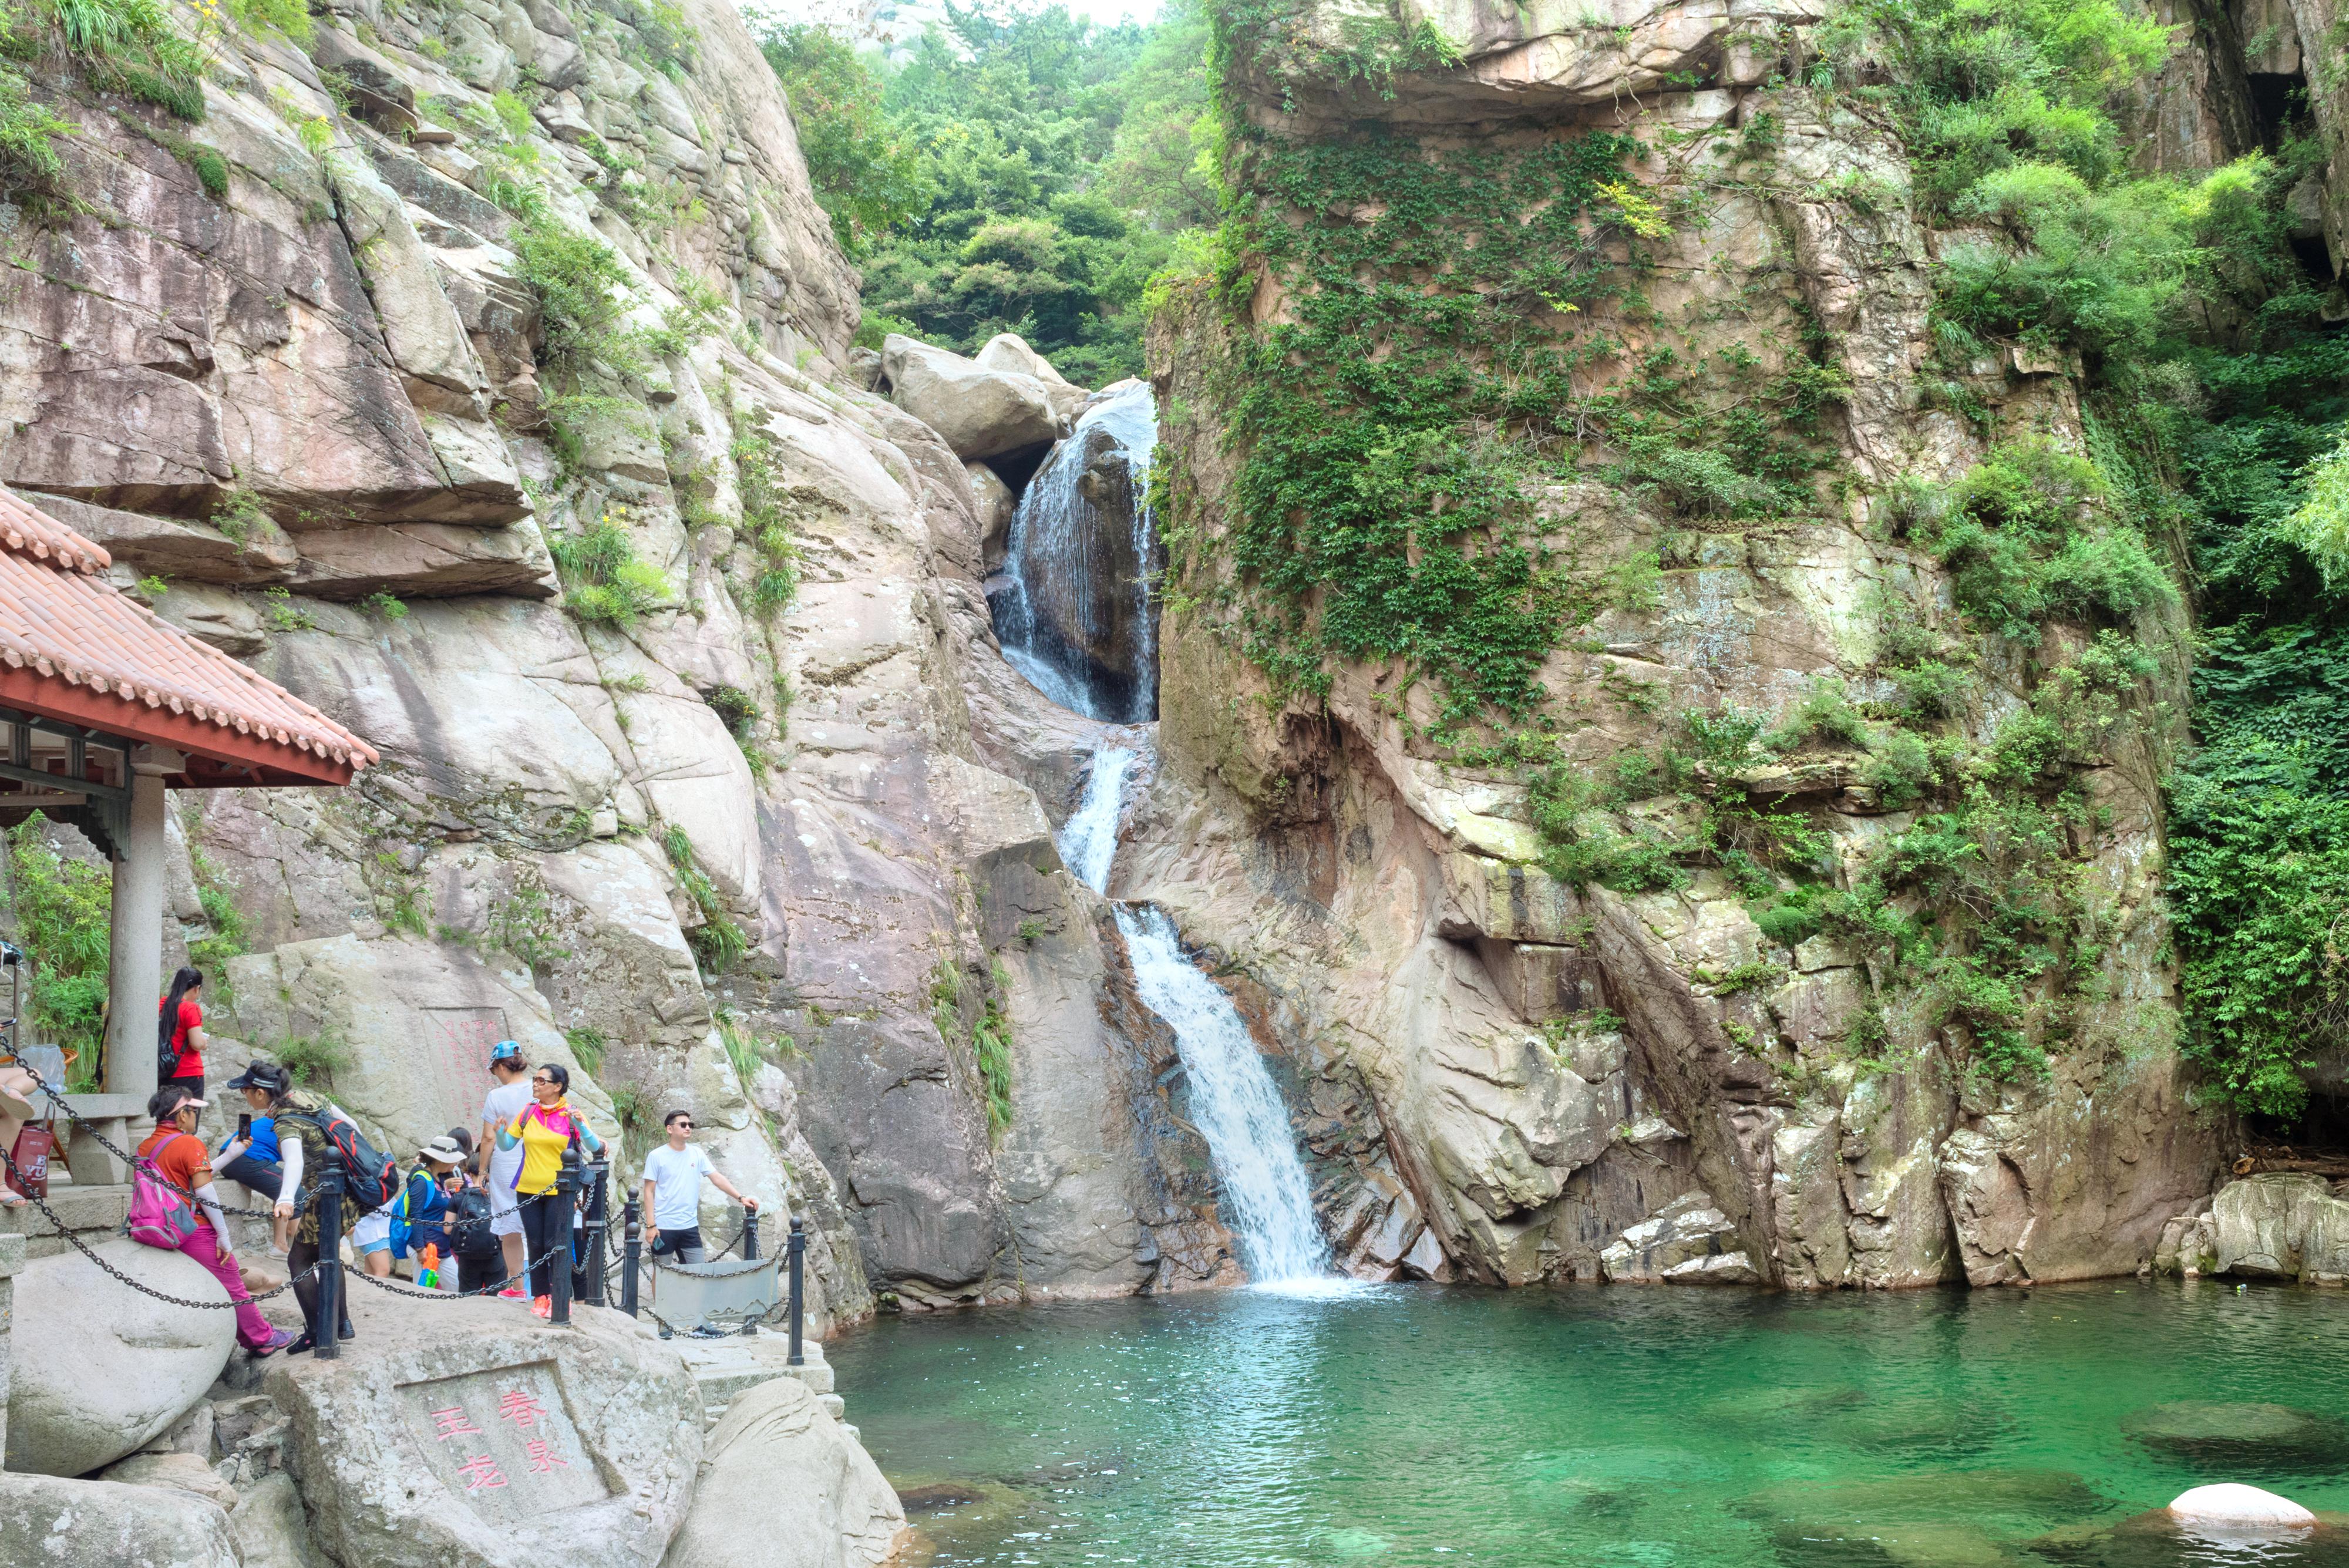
[0, 0, 1232, 1323]
[1126, 0, 2349, 1290]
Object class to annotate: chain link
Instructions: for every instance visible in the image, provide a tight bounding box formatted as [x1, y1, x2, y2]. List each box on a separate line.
[0, 1138, 327, 1310]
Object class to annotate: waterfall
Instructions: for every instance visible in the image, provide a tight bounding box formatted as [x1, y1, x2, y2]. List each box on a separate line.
[991, 382, 1158, 723]
[1115, 905, 1338, 1287]
[1052, 742, 1340, 1288]
[1058, 746, 1135, 896]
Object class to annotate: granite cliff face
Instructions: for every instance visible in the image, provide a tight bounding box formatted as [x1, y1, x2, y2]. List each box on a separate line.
[1124, 0, 2349, 1290]
[0, 0, 1231, 1325]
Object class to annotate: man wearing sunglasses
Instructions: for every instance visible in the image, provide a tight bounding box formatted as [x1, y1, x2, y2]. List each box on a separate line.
[641, 1109, 759, 1275]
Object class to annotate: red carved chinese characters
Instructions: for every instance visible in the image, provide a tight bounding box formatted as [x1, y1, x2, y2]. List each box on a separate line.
[454, 1453, 509, 1492]
[498, 1389, 548, 1430]
[432, 1407, 484, 1442]
[524, 1437, 572, 1475]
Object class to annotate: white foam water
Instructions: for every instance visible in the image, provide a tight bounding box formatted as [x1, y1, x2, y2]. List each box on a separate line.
[1057, 746, 1135, 895]
[1115, 901, 1338, 1287]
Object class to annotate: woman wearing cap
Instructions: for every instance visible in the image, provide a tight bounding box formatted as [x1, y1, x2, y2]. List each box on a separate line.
[393, 1136, 465, 1290]
[494, 1062, 604, 1318]
[478, 1042, 533, 1298]
[231, 1062, 358, 1353]
[137, 1084, 297, 1356]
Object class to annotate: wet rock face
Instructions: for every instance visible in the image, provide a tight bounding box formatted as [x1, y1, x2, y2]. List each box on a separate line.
[1135, 1, 2237, 1288]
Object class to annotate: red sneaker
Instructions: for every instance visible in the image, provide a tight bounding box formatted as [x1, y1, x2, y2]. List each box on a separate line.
[530, 1295, 551, 1319]
[497, 1286, 525, 1300]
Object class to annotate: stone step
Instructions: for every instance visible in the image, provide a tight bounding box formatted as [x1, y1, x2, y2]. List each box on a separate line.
[1, 1182, 129, 1258]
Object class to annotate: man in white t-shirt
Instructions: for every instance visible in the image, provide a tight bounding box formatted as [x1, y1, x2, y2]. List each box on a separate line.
[476, 1041, 535, 1299]
[641, 1109, 758, 1283]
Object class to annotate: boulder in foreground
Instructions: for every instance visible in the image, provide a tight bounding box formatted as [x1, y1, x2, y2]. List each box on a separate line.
[661, 1374, 905, 1568]
[265, 1293, 702, 1568]
[6, 1241, 236, 1476]
[0, 1470, 240, 1568]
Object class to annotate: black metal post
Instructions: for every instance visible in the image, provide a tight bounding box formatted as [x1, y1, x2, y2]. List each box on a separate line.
[620, 1194, 641, 1319]
[551, 1139, 578, 1327]
[580, 1158, 609, 1308]
[787, 1216, 805, 1366]
[315, 1163, 342, 1361]
[741, 1207, 759, 1260]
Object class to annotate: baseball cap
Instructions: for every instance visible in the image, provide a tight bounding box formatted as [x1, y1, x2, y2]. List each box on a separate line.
[223, 1062, 283, 1093]
[489, 1041, 524, 1063]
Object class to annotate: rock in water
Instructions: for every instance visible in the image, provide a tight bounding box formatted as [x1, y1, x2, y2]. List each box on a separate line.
[882, 334, 1064, 459]
[662, 1375, 907, 1568]
[5, 1241, 236, 1476]
[0, 1471, 240, 1568]
[266, 1294, 702, 1568]
[2169, 1483, 2316, 1527]
[2123, 1401, 2349, 1466]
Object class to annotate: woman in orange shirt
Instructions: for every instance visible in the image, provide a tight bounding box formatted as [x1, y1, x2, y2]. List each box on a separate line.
[137, 1084, 295, 1355]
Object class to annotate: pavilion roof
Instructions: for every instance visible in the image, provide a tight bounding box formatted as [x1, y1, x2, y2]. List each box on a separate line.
[0, 489, 376, 786]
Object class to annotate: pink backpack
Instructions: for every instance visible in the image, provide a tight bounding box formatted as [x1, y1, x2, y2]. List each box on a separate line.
[127, 1135, 201, 1250]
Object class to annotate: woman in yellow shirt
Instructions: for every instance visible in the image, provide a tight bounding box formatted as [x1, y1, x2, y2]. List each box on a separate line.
[493, 1063, 605, 1318]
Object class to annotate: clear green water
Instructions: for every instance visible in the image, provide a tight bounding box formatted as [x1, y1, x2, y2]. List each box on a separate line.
[827, 1279, 2349, 1567]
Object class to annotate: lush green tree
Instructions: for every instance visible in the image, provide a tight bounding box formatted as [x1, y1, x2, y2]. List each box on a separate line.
[758, 2, 1210, 381]
[761, 23, 933, 258]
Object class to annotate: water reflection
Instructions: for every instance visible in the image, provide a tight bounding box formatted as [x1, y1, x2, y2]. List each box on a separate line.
[832, 1282, 2349, 1568]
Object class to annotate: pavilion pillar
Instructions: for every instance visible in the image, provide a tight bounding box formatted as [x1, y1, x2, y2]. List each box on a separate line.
[101, 746, 180, 1108]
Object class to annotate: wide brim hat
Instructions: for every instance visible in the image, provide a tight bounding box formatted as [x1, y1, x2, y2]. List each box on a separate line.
[418, 1135, 465, 1164]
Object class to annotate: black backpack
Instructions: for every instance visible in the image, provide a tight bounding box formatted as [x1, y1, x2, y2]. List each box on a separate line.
[291, 1109, 399, 1215]
[447, 1183, 499, 1257]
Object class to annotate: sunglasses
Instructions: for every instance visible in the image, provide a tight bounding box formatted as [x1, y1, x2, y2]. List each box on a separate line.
[674, 1122, 695, 1130]
[531, 1075, 556, 1086]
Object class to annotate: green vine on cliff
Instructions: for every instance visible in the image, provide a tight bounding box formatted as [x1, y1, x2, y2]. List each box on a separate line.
[1203, 126, 1661, 726]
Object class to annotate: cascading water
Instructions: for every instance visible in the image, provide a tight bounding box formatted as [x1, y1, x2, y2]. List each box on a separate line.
[1057, 746, 1135, 897]
[990, 382, 1159, 723]
[1052, 743, 1341, 1288]
[1115, 906, 1337, 1286]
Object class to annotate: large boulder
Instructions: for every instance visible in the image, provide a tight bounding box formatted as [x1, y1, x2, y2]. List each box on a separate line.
[6, 1242, 236, 1476]
[2209, 1173, 2349, 1281]
[973, 332, 1088, 421]
[660, 1376, 905, 1568]
[881, 335, 1063, 460]
[224, 931, 618, 1169]
[266, 1293, 702, 1568]
[0, 1471, 240, 1568]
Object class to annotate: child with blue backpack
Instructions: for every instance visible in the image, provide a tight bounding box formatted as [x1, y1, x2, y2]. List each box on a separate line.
[392, 1136, 465, 1289]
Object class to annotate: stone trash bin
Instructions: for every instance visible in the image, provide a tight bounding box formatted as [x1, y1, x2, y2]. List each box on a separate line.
[653, 1256, 778, 1333]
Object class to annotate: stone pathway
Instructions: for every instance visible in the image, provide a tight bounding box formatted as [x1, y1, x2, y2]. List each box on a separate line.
[667, 1327, 852, 1438]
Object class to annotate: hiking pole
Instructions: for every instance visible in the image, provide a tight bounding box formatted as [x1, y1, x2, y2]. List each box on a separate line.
[621, 1194, 641, 1319]
[315, 1163, 342, 1361]
[788, 1216, 805, 1367]
[551, 1138, 578, 1327]
[581, 1157, 609, 1309]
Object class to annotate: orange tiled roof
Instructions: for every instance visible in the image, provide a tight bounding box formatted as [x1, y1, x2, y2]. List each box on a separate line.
[0, 489, 376, 782]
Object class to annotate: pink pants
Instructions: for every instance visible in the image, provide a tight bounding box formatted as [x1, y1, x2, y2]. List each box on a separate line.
[183, 1224, 275, 1350]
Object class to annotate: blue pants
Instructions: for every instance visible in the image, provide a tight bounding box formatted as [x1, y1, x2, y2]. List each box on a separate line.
[218, 1150, 282, 1200]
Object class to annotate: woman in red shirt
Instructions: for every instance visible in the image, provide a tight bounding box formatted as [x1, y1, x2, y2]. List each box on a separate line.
[137, 1084, 294, 1355]
[157, 966, 211, 1098]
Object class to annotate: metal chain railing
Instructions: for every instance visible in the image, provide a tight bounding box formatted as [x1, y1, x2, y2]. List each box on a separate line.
[0, 1138, 326, 1310]
[3, 1050, 804, 1349]
[2, 1047, 574, 1228]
